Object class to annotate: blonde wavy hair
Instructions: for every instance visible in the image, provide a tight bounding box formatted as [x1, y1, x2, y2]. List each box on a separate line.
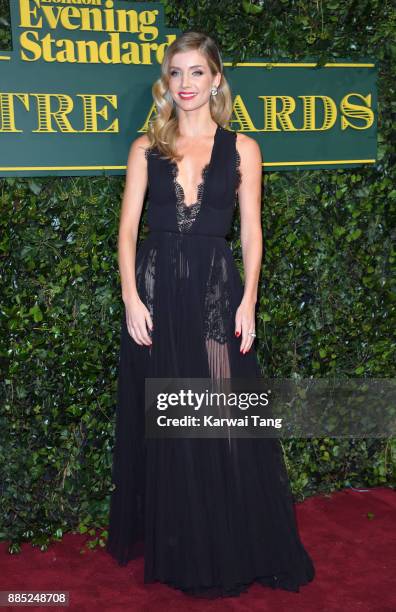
[145, 31, 233, 162]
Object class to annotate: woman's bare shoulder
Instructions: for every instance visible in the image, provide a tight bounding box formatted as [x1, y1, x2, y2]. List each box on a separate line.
[125, 133, 151, 166]
[235, 131, 262, 163]
[130, 132, 151, 155]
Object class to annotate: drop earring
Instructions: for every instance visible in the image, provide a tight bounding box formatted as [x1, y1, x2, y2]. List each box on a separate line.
[211, 86, 218, 96]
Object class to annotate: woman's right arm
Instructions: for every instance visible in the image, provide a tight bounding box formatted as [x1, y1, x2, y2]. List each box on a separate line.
[118, 134, 153, 346]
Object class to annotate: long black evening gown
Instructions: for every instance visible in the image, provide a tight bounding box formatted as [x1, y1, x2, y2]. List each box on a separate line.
[106, 124, 315, 598]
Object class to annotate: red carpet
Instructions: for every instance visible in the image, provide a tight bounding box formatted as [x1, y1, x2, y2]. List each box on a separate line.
[1, 486, 395, 611]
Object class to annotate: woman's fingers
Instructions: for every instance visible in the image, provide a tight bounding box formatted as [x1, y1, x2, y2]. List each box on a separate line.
[240, 322, 254, 353]
[134, 319, 152, 345]
[235, 306, 255, 354]
[125, 303, 153, 346]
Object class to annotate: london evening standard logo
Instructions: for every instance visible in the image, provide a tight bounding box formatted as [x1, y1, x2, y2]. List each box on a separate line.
[14, 0, 172, 65]
[16, 0, 171, 65]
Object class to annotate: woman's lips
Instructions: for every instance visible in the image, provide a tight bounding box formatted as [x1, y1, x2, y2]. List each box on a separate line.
[178, 93, 197, 99]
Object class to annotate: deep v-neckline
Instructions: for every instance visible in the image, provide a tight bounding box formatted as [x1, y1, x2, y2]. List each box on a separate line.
[171, 124, 220, 209]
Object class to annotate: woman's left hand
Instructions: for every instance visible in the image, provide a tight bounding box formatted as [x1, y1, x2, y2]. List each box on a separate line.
[235, 299, 256, 354]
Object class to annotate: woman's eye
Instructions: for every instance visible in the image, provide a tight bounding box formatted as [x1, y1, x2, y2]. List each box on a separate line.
[169, 70, 203, 76]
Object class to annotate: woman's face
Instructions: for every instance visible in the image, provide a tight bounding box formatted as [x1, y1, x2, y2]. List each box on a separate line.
[167, 49, 220, 112]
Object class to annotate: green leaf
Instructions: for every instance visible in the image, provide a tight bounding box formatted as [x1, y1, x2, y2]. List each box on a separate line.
[29, 304, 43, 322]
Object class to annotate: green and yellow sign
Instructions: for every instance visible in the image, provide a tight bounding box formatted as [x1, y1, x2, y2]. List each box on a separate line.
[0, 0, 377, 175]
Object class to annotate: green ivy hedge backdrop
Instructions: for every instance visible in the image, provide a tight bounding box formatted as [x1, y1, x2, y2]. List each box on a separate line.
[1, 0, 395, 556]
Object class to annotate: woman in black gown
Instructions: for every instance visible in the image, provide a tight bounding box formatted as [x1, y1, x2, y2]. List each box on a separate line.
[106, 31, 315, 598]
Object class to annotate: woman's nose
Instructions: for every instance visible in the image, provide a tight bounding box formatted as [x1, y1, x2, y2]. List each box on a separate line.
[181, 74, 191, 88]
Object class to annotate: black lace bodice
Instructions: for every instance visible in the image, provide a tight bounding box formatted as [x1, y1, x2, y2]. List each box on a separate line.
[144, 124, 241, 238]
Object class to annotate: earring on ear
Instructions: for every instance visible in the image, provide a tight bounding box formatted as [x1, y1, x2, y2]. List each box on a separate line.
[211, 86, 218, 96]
